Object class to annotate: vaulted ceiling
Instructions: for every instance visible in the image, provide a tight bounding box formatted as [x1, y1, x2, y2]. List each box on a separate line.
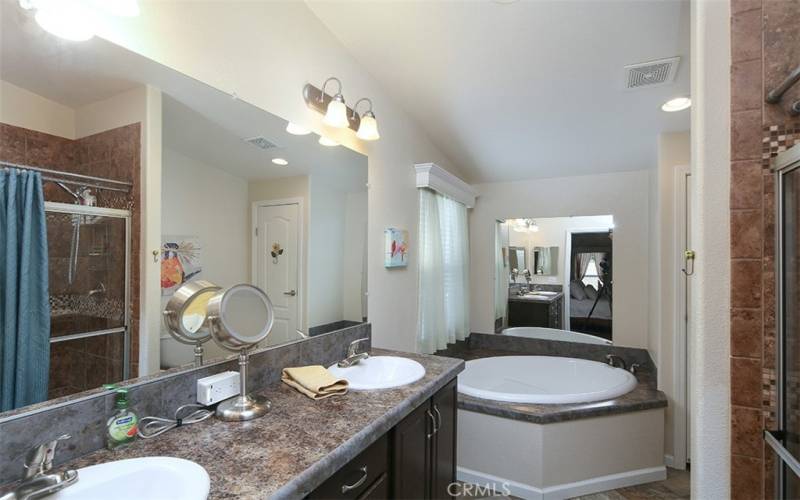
[308, 0, 690, 183]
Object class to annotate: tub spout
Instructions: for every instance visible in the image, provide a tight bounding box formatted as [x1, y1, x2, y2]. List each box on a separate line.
[605, 354, 627, 370]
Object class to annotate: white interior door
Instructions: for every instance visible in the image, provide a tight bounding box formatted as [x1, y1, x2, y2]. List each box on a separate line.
[256, 203, 299, 346]
[674, 165, 692, 468]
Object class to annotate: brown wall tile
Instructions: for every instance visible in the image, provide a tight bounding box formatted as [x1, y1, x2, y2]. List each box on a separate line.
[732, 9, 763, 63]
[732, 454, 763, 500]
[732, 0, 762, 15]
[732, 110, 765, 161]
[732, 406, 764, 458]
[731, 209, 763, 258]
[732, 357, 764, 408]
[732, 308, 763, 358]
[731, 161, 765, 209]
[732, 259, 763, 307]
[732, 60, 763, 112]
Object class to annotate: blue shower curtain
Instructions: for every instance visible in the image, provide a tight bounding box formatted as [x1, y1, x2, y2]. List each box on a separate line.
[0, 169, 50, 411]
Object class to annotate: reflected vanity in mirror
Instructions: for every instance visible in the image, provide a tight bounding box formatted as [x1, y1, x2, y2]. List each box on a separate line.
[495, 216, 613, 344]
[0, 17, 367, 414]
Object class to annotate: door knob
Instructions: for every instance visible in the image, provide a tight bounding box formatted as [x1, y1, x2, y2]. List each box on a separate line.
[283, 290, 297, 296]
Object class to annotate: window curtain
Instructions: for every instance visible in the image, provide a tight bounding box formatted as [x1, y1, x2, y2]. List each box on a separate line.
[1, 169, 50, 411]
[417, 189, 470, 354]
[575, 252, 604, 280]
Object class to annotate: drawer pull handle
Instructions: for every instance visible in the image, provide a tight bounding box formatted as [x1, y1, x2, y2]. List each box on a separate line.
[426, 409, 438, 439]
[433, 404, 442, 429]
[341, 465, 368, 494]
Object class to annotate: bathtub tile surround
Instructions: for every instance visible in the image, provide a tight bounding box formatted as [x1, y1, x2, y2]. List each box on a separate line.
[0, 323, 371, 483]
[0, 343, 463, 498]
[730, 0, 800, 495]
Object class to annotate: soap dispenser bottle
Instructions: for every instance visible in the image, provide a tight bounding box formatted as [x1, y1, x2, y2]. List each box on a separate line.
[106, 388, 138, 450]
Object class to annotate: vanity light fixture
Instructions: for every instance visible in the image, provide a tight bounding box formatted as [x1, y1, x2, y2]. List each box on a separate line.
[352, 98, 380, 141]
[661, 96, 691, 112]
[19, 0, 139, 41]
[285, 122, 311, 136]
[512, 218, 538, 233]
[317, 77, 349, 128]
[319, 136, 339, 147]
[271, 158, 289, 166]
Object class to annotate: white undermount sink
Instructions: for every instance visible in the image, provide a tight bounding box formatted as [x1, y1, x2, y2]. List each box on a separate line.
[328, 356, 426, 390]
[527, 291, 559, 296]
[51, 457, 209, 500]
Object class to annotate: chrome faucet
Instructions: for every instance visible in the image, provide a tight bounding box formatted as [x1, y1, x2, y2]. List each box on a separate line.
[605, 354, 627, 371]
[88, 282, 106, 299]
[1, 435, 78, 500]
[338, 338, 370, 368]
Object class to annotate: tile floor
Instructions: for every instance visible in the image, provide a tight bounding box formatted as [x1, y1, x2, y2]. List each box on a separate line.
[460, 467, 690, 499]
[571, 468, 690, 499]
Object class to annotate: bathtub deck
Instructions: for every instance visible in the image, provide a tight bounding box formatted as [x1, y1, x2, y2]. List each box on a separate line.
[437, 341, 667, 424]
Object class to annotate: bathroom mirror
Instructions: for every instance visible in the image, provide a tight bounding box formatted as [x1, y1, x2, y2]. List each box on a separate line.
[0, 12, 367, 414]
[495, 216, 614, 344]
[508, 246, 526, 273]
[533, 247, 559, 276]
[207, 284, 274, 351]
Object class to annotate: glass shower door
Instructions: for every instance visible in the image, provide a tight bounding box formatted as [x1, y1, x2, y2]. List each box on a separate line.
[45, 203, 130, 400]
[768, 144, 800, 498]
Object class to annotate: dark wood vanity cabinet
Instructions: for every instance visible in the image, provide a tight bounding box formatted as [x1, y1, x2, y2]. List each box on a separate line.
[307, 378, 457, 500]
[508, 295, 563, 329]
[392, 378, 457, 499]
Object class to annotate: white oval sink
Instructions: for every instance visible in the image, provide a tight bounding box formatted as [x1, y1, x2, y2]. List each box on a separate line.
[328, 356, 426, 390]
[51, 457, 209, 500]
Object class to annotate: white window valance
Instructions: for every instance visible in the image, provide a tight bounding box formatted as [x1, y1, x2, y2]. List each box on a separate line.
[414, 163, 477, 208]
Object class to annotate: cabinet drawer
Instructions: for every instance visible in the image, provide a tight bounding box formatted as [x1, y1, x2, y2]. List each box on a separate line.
[308, 434, 388, 499]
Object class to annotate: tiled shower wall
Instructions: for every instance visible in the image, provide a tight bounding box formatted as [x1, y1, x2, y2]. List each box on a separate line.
[730, 1, 800, 498]
[0, 122, 142, 388]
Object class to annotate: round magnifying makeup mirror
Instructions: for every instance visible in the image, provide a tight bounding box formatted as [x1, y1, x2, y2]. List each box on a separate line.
[163, 280, 222, 366]
[207, 284, 274, 421]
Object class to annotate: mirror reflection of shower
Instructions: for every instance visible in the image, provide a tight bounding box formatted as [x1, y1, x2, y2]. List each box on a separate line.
[53, 183, 98, 286]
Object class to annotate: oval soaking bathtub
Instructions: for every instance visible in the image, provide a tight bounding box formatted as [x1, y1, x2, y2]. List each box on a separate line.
[501, 326, 611, 345]
[458, 355, 637, 404]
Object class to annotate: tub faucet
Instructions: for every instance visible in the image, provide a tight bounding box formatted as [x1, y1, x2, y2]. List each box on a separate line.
[338, 338, 370, 368]
[605, 354, 627, 370]
[2, 435, 78, 500]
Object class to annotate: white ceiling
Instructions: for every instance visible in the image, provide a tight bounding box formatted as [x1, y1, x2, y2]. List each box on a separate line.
[308, 0, 690, 183]
[0, 6, 367, 187]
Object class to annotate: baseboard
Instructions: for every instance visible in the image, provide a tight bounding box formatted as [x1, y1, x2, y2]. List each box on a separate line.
[457, 465, 667, 500]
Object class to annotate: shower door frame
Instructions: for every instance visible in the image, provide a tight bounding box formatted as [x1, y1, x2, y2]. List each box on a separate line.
[44, 202, 132, 380]
[769, 144, 800, 499]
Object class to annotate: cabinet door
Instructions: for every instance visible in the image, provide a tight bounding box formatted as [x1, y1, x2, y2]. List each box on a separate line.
[432, 379, 457, 499]
[392, 401, 433, 499]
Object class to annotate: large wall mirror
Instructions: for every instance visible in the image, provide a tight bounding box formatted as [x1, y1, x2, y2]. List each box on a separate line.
[0, 13, 367, 413]
[494, 216, 613, 344]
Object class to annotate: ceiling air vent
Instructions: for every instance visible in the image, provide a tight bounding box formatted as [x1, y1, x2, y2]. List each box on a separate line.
[624, 57, 681, 90]
[244, 136, 279, 150]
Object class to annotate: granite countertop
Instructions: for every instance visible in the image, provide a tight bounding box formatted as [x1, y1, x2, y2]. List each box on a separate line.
[507, 292, 563, 304]
[49, 349, 463, 499]
[450, 347, 666, 424]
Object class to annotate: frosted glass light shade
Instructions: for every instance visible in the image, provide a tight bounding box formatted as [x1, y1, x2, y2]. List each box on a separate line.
[323, 96, 349, 128]
[34, 0, 96, 41]
[356, 113, 380, 141]
[319, 136, 339, 147]
[285, 122, 311, 135]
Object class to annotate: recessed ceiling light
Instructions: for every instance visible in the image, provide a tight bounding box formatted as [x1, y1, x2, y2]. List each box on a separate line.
[318, 136, 339, 147]
[661, 97, 691, 112]
[285, 122, 311, 135]
[271, 158, 288, 166]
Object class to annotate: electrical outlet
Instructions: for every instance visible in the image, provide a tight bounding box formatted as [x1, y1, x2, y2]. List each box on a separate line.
[197, 371, 239, 405]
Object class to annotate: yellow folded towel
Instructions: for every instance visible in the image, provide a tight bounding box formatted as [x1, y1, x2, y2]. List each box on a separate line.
[281, 365, 349, 400]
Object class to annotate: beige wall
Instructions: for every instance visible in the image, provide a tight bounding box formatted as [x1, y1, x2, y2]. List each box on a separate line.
[95, 2, 462, 353]
[160, 148, 249, 367]
[0, 80, 76, 139]
[470, 169, 652, 349]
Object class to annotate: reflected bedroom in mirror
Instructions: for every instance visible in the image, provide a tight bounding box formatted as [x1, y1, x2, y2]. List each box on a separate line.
[0, 19, 367, 413]
[494, 215, 613, 345]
